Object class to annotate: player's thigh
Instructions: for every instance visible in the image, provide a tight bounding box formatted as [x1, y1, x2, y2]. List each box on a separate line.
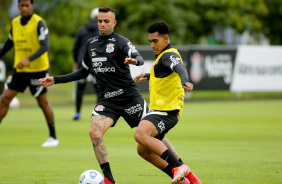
[90, 114, 115, 135]
[142, 110, 179, 140]
[28, 71, 48, 97]
[136, 119, 159, 137]
[5, 72, 28, 93]
[92, 103, 120, 128]
[1, 89, 18, 103]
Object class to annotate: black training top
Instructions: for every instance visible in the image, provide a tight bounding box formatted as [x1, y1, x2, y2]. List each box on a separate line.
[54, 32, 144, 103]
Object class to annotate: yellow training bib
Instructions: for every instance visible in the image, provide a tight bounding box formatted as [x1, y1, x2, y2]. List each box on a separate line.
[12, 14, 49, 72]
[149, 48, 185, 119]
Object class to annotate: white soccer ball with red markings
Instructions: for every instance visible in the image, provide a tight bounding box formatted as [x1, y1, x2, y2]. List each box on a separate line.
[79, 170, 104, 184]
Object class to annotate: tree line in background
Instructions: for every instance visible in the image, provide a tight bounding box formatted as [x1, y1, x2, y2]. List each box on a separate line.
[0, 0, 281, 75]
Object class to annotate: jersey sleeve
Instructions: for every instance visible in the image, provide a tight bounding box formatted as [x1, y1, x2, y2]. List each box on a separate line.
[54, 67, 89, 84]
[0, 28, 13, 58]
[162, 52, 189, 84]
[119, 36, 144, 66]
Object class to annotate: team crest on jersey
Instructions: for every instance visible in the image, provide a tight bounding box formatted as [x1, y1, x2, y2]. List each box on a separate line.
[106, 43, 114, 53]
[95, 105, 105, 111]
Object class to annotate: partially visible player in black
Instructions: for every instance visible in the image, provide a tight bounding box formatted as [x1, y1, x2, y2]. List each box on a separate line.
[0, 0, 59, 147]
[39, 7, 184, 184]
[72, 8, 99, 120]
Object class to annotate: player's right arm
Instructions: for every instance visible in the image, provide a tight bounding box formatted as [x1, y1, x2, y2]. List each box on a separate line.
[134, 73, 150, 83]
[39, 39, 93, 87]
[39, 77, 55, 87]
[0, 28, 13, 58]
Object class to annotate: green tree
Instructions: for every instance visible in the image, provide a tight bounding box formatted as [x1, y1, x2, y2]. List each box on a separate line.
[1, 0, 280, 76]
[262, 0, 282, 45]
[93, 0, 268, 45]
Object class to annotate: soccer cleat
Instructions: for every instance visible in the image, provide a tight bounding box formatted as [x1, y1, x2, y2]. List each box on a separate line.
[73, 112, 81, 120]
[41, 137, 59, 147]
[104, 177, 115, 184]
[171, 165, 190, 184]
[186, 172, 202, 184]
[179, 177, 190, 184]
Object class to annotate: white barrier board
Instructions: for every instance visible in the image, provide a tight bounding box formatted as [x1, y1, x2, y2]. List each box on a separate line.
[230, 46, 282, 92]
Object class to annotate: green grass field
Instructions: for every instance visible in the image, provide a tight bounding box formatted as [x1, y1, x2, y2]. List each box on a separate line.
[0, 84, 282, 184]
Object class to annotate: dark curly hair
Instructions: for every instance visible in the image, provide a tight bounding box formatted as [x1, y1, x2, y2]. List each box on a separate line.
[18, 0, 33, 4]
[147, 21, 170, 35]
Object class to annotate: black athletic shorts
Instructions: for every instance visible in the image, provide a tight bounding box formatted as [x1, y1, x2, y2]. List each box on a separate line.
[92, 96, 148, 128]
[142, 109, 179, 140]
[6, 69, 48, 97]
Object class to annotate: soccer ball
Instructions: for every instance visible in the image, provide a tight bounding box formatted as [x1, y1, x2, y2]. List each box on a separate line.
[9, 97, 20, 109]
[79, 170, 104, 184]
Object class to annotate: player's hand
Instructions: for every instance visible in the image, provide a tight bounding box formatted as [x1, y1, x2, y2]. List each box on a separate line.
[183, 82, 193, 92]
[124, 58, 138, 65]
[16, 58, 30, 69]
[39, 77, 55, 88]
[134, 73, 148, 83]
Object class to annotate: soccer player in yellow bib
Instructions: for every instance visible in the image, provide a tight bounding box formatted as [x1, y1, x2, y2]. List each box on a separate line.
[134, 22, 202, 184]
[0, 0, 59, 147]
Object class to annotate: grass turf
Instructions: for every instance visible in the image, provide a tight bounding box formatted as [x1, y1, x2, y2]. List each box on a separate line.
[0, 84, 281, 183]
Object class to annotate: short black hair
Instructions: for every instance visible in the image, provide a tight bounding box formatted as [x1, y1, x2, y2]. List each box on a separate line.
[99, 7, 115, 14]
[147, 21, 170, 35]
[18, 0, 33, 4]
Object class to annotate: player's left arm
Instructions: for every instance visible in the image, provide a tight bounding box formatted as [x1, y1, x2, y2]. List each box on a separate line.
[17, 20, 49, 69]
[163, 52, 193, 92]
[121, 38, 144, 66]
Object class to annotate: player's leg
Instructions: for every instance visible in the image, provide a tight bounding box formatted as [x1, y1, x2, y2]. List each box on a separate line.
[162, 138, 202, 184]
[162, 137, 180, 160]
[137, 142, 174, 175]
[0, 72, 26, 124]
[89, 115, 115, 184]
[134, 112, 190, 184]
[36, 92, 59, 147]
[73, 79, 86, 120]
[0, 89, 18, 123]
[30, 71, 58, 147]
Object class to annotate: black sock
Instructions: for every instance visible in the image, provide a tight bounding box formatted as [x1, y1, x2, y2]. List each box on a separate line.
[48, 123, 56, 139]
[100, 162, 115, 183]
[162, 164, 173, 178]
[178, 158, 184, 164]
[160, 149, 182, 168]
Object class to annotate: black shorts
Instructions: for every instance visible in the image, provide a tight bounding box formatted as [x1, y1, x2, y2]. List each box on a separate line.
[92, 96, 148, 128]
[6, 69, 48, 97]
[142, 110, 179, 140]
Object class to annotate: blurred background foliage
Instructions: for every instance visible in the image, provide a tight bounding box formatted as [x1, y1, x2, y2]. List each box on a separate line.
[0, 0, 281, 75]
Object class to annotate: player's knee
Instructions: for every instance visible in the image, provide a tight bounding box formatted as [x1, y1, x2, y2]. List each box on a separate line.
[89, 126, 102, 138]
[134, 130, 144, 144]
[0, 94, 13, 106]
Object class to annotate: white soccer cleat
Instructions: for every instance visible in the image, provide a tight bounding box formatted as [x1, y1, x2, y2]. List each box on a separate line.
[41, 137, 59, 147]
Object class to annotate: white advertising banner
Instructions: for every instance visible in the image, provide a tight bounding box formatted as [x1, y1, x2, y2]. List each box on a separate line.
[230, 46, 282, 92]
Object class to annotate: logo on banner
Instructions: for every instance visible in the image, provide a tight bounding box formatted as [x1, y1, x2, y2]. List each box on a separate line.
[106, 43, 114, 53]
[190, 52, 204, 83]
